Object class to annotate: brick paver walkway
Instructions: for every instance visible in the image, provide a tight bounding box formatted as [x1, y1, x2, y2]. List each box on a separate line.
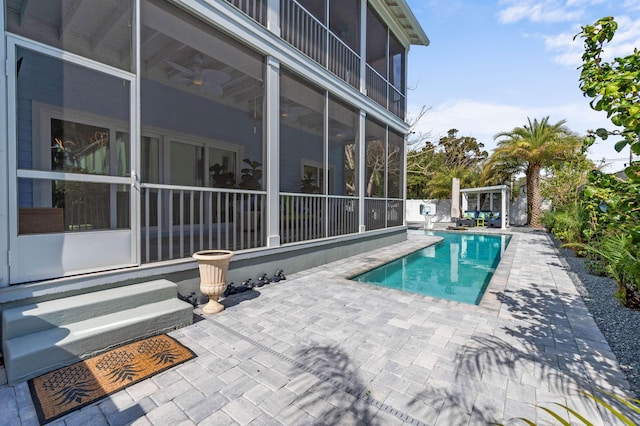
[1, 229, 635, 425]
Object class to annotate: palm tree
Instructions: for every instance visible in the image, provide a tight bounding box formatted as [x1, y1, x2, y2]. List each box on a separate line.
[484, 116, 581, 228]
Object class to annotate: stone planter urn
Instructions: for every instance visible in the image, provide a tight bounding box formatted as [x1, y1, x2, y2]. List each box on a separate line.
[192, 250, 234, 314]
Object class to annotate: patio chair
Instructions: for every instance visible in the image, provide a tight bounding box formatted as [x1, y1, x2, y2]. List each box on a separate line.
[455, 210, 477, 227]
[486, 212, 503, 228]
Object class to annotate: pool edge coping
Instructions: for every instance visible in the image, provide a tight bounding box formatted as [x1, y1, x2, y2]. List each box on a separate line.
[478, 232, 518, 312]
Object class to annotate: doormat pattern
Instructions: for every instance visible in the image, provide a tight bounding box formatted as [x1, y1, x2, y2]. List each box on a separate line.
[28, 334, 196, 425]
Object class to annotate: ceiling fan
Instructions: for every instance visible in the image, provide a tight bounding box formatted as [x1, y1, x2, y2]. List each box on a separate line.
[280, 102, 309, 122]
[166, 55, 230, 96]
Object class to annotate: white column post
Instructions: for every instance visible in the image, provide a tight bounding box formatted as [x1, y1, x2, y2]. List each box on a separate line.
[501, 186, 507, 229]
[451, 177, 460, 219]
[0, 3, 8, 286]
[359, 0, 367, 94]
[323, 92, 329, 236]
[131, 0, 141, 266]
[266, 0, 280, 36]
[403, 132, 407, 226]
[358, 110, 366, 232]
[265, 56, 280, 247]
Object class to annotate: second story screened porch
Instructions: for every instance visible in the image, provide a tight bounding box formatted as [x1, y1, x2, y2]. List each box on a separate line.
[222, 0, 428, 120]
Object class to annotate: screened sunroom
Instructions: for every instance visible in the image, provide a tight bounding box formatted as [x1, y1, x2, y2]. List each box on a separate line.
[0, 0, 428, 286]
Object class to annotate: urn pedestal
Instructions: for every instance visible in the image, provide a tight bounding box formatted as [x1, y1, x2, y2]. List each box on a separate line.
[192, 250, 233, 314]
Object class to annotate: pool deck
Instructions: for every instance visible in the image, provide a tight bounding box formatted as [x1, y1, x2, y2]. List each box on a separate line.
[1, 226, 637, 425]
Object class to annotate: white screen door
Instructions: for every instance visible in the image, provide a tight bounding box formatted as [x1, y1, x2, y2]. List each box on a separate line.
[7, 40, 138, 283]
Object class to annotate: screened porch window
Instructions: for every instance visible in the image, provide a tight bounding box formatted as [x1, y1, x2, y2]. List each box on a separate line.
[301, 161, 333, 194]
[364, 118, 386, 198]
[140, 136, 241, 188]
[209, 147, 237, 189]
[50, 119, 129, 177]
[328, 94, 358, 196]
[15, 44, 131, 235]
[280, 69, 325, 194]
[140, 0, 265, 191]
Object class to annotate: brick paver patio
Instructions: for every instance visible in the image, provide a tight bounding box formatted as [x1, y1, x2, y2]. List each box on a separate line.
[1, 228, 636, 425]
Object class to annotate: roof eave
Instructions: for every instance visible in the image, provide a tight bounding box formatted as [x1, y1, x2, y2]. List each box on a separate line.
[385, 0, 430, 46]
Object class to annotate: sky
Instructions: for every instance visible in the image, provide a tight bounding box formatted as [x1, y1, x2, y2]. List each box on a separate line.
[405, 0, 640, 172]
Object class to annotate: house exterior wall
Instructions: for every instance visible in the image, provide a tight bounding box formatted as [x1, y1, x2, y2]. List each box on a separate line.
[0, 0, 428, 298]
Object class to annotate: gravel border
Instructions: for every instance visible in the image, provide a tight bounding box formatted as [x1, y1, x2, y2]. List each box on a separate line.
[551, 234, 640, 397]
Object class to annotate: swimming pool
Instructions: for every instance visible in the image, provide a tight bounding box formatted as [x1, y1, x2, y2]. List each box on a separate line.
[351, 231, 510, 305]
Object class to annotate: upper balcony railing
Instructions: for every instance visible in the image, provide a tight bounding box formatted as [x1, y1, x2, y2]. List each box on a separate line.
[366, 65, 406, 119]
[224, 0, 405, 118]
[280, 0, 360, 89]
[224, 0, 267, 25]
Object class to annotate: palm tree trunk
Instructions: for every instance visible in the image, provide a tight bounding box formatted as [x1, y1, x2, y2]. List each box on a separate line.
[525, 167, 533, 225]
[529, 164, 543, 228]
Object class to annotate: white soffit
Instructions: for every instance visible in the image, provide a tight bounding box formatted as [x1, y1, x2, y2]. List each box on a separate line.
[376, 0, 430, 47]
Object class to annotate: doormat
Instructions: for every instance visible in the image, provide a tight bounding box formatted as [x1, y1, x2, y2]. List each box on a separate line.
[28, 334, 196, 425]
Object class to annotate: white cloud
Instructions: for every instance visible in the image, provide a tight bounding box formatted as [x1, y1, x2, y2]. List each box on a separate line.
[497, 0, 585, 24]
[543, 15, 640, 67]
[566, 0, 608, 7]
[623, 0, 640, 11]
[408, 100, 527, 147]
[544, 29, 584, 66]
[407, 99, 629, 171]
[601, 16, 640, 58]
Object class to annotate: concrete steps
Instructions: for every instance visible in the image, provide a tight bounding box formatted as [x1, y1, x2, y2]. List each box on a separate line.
[2, 279, 193, 384]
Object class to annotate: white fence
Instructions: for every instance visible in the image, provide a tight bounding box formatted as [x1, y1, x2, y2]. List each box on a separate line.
[407, 195, 530, 226]
[406, 199, 452, 223]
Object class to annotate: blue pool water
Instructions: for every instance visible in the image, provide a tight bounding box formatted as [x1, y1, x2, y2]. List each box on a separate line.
[351, 231, 510, 305]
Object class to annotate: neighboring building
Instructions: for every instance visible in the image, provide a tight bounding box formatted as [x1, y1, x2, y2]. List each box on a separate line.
[0, 1, 428, 293]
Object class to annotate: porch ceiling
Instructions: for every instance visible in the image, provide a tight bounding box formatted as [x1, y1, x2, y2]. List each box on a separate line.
[5, 0, 379, 140]
[6, 0, 133, 62]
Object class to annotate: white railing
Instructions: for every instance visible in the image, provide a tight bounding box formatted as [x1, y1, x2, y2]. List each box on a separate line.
[365, 198, 386, 231]
[280, 193, 324, 244]
[387, 199, 404, 227]
[140, 185, 399, 262]
[366, 65, 388, 109]
[141, 184, 266, 263]
[224, 0, 267, 25]
[327, 196, 359, 237]
[280, 193, 360, 244]
[366, 65, 405, 119]
[389, 85, 405, 118]
[328, 33, 360, 88]
[226, 0, 404, 117]
[281, 0, 360, 89]
[365, 198, 404, 230]
[281, 0, 326, 65]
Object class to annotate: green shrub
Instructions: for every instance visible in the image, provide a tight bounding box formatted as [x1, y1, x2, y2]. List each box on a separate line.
[501, 389, 640, 425]
[542, 210, 557, 232]
[584, 258, 608, 276]
[544, 208, 584, 244]
[564, 233, 640, 308]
